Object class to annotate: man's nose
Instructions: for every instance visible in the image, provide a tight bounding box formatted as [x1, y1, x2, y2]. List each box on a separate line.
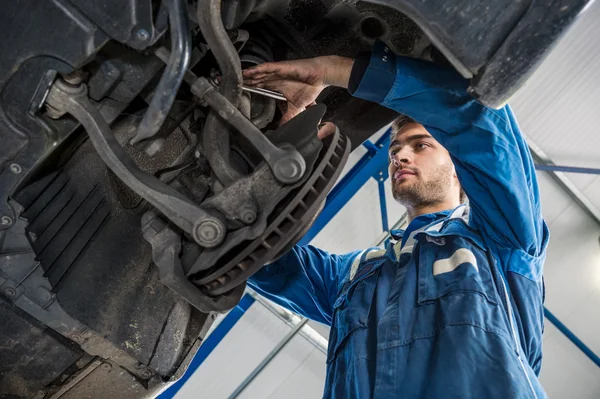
[392, 151, 411, 167]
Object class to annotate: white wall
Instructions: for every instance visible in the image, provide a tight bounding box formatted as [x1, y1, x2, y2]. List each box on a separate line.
[536, 173, 600, 398]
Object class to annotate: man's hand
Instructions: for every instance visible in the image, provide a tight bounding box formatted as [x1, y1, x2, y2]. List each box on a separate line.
[242, 56, 354, 124]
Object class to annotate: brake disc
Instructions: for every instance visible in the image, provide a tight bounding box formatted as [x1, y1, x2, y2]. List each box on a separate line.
[191, 128, 350, 296]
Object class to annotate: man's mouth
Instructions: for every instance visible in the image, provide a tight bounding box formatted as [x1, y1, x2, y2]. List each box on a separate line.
[394, 168, 417, 181]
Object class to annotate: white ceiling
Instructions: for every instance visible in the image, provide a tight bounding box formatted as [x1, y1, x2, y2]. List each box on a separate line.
[511, 0, 600, 212]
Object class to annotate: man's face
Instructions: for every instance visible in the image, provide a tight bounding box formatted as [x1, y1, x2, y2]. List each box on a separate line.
[388, 123, 458, 207]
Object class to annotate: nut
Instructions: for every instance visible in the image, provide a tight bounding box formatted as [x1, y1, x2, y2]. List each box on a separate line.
[10, 163, 22, 174]
[1, 216, 13, 226]
[4, 287, 17, 298]
[238, 202, 257, 224]
[45, 103, 64, 119]
[137, 29, 150, 41]
[274, 154, 306, 184]
[135, 363, 153, 379]
[194, 218, 226, 248]
[62, 70, 85, 85]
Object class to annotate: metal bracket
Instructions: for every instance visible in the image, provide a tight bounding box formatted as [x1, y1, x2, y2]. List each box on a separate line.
[141, 210, 243, 312]
[44, 79, 225, 248]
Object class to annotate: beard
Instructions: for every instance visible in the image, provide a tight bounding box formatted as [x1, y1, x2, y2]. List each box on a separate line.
[392, 163, 454, 208]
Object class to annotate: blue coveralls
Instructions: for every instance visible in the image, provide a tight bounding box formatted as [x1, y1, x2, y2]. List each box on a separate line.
[248, 41, 549, 398]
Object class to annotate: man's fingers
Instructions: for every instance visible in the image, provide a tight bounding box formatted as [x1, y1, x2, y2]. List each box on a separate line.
[242, 72, 270, 82]
[317, 122, 336, 139]
[279, 103, 305, 125]
[242, 62, 285, 77]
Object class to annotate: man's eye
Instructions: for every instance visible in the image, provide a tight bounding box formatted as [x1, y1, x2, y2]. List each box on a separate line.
[415, 143, 428, 150]
[390, 149, 399, 156]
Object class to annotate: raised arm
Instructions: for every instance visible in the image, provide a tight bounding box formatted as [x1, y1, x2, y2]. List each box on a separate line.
[349, 41, 547, 278]
[244, 41, 547, 280]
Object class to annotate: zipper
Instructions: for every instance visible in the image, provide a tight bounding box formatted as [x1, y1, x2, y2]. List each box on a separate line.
[497, 265, 539, 399]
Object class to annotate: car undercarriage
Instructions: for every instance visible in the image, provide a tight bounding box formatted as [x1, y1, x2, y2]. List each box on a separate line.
[0, 0, 589, 397]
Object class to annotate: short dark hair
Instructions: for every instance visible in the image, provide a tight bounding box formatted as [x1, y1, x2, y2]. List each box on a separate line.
[389, 114, 467, 204]
[390, 114, 417, 138]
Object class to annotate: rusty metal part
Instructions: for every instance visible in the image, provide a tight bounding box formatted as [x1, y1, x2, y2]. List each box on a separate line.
[186, 104, 326, 275]
[44, 79, 224, 248]
[191, 77, 306, 184]
[197, 0, 244, 186]
[155, 46, 306, 184]
[141, 210, 244, 312]
[193, 126, 351, 295]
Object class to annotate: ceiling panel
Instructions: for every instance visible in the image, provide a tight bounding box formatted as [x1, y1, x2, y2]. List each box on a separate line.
[510, 0, 600, 210]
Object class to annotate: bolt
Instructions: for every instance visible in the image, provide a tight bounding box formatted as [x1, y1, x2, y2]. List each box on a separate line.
[274, 155, 306, 184]
[4, 287, 16, 298]
[194, 150, 201, 158]
[137, 29, 150, 41]
[10, 163, 22, 174]
[45, 103, 64, 119]
[62, 70, 84, 85]
[1, 216, 13, 226]
[101, 363, 112, 370]
[382, 56, 388, 62]
[194, 219, 226, 247]
[238, 202, 257, 224]
[139, 368, 153, 379]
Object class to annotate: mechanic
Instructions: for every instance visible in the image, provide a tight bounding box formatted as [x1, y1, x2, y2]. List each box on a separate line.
[243, 41, 549, 398]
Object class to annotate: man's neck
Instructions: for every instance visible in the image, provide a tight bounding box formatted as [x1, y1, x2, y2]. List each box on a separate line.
[406, 200, 460, 223]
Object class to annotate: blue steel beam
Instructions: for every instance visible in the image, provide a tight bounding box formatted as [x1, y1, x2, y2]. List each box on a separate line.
[377, 174, 389, 232]
[159, 294, 256, 398]
[534, 164, 600, 175]
[544, 308, 600, 368]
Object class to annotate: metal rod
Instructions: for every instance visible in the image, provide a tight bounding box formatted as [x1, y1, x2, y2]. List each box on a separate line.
[374, 212, 408, 247]
[248, 290, 328, 354]
[377, 176, 389, 232]
[191, 78, 306, 184]
[544, 308, 600, 369]
[131, 0, 191, 145]
[228, 317, 310, 399]
[534, 164, 600, 175]
[241, 85, 287, 102]
[528, 141, 600, 226]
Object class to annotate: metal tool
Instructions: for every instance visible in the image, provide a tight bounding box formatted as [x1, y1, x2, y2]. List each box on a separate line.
[241, 85, 287, 102]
